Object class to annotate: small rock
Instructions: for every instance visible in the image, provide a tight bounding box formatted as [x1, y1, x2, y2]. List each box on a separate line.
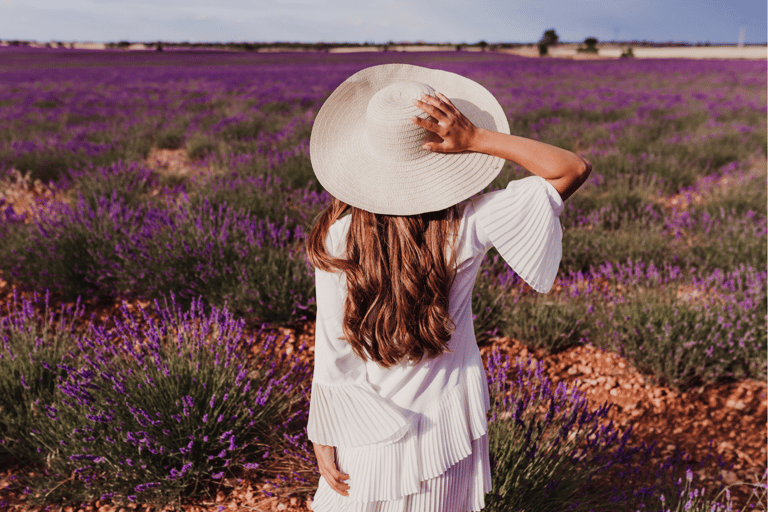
[721, 470, 738, 486]
[718, 441, 735, 453]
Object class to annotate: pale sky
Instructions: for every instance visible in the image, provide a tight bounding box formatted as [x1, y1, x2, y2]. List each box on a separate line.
[1, 0, 765, 44]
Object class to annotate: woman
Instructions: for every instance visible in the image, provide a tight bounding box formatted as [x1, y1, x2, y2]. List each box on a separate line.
[304, 64, 591, 512]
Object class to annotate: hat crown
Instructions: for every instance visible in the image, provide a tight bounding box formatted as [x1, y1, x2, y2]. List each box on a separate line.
[365, 81, 434, 162]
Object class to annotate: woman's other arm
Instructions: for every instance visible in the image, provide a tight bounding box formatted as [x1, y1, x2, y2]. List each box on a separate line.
[313, 442, 349, 496]
[413, 92, 592, 202]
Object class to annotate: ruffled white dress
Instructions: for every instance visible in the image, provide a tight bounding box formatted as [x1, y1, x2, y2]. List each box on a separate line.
[308, 176, 565, 512]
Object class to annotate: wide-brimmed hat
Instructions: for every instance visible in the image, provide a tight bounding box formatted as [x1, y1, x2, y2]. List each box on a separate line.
[310, 64, 510, 215]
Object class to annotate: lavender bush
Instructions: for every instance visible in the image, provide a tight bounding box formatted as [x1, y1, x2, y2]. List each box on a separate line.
[484, 348, 733, 512]
[0, 291, 85, 464]
[1, 292, 311, 509]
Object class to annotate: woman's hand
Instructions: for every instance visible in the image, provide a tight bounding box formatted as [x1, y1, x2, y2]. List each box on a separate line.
[313, 442, 350, 497]
[412, 92, 481, 153]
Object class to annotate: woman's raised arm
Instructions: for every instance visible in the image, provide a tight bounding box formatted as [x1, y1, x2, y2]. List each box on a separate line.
[413, 92, 592, 202]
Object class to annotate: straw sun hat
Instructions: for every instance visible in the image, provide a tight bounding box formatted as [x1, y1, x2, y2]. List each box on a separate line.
[310, 64, 510, 215]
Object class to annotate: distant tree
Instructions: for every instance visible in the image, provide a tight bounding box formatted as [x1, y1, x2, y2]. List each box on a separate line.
[620, 47, 635, 58]
[537, 28, 559, 56]
[541, 29, 559, 46]
[577, 36, 599, 54]
[478, 40, 488, 52]
[155, 42, 163, 52]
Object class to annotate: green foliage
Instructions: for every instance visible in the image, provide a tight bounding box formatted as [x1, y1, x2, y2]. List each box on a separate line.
[471, 254, 516, 345]
[560, 220, 674, 274]
[260, 101, 292, 115]
[155, 127, 186, 150]
[218, 116, 269, 141]
[67, 162, 162, 211]
[500, 293, 590, 354]
[185, 133, 219, 160]
[603, 287, 766, 391]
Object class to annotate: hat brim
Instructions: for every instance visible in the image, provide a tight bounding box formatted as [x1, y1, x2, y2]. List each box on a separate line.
[310, 64, 510, 215]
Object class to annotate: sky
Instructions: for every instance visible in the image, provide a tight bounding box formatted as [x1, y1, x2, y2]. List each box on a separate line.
[1, 0, 766, 45]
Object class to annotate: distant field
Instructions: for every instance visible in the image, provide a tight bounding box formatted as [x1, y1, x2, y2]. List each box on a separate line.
[3, 41, 765, 60]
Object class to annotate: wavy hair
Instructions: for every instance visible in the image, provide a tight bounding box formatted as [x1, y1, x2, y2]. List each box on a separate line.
[305, 197, 465, 368]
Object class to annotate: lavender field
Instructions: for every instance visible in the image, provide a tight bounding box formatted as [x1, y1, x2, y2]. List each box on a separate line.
[0, 47, 765, 511]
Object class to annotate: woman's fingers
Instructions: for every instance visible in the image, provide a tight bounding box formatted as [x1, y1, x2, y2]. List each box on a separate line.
[320, 463, 350, 496]
[412, 92, 478, 153]
[413, 95, 450, 123]
[411, 114, 437, 131]
[314, 443, 350, 497]
[433, 92, 460, 116]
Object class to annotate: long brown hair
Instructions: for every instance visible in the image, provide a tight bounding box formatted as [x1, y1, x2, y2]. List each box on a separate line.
[305, 197, 466, 368]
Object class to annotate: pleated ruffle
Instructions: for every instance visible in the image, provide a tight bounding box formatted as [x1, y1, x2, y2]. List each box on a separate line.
[473, 175, 563, 293]
[307, 380, 410, 447]
[310, 362, 491, 509]
[310, 435, 492, 512]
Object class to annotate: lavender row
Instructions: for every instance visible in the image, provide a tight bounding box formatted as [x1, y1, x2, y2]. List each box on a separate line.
[0, 290, 738, 511]
[0, 188, 316, 328]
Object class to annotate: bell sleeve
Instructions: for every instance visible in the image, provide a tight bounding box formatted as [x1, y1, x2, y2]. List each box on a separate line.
[471, 175, 564, 293]
[307, 259, 409, 448]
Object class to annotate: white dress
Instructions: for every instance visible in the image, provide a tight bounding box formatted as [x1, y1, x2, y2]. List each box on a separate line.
[308, 176, 565, 512]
